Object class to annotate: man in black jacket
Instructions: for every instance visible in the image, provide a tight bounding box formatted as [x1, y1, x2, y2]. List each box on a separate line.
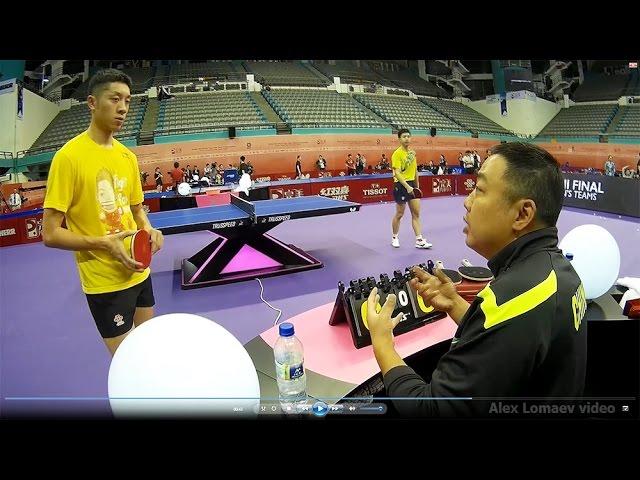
[366, 142, 587, 416]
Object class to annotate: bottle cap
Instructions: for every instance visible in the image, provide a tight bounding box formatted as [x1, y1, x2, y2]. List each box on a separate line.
[279, 322, 294, 337]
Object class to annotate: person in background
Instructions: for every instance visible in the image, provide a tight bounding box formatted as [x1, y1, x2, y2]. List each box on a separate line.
[154, 167, 163, 192]
[316, 155, 327, 177]
[604, 155, 616, 176]
[8, 188, 23, 210]
[295, 155, 303, 179]
[170, 162, 184, 192]
[346, 154, 356, 176]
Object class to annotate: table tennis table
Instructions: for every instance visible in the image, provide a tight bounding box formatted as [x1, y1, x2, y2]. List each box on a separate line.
[149, 194, 361, 289]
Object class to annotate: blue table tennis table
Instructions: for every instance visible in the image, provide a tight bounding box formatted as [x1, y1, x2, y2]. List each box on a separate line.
[149, 194, 361, 289]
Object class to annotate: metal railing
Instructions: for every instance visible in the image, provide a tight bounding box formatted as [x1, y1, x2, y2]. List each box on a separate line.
[154, 122, 277, 136]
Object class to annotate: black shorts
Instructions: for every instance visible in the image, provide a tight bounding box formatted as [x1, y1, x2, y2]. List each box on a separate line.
[393, 180, 417, 204]
[85, 276, 156, 339]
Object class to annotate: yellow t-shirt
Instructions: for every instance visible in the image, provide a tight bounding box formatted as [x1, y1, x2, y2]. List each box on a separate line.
[44, 131, 149, 294]
[391, 146, 417, 182]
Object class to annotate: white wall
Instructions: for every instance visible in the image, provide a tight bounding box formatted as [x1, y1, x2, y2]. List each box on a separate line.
[467, 92, 561, 136]
[15, 88, 60, 153]
[0, 81, 17, 154]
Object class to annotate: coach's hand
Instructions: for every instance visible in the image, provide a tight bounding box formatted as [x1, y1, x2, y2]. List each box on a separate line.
[366, 287, 404, 343]
[410, 266, 469, 323]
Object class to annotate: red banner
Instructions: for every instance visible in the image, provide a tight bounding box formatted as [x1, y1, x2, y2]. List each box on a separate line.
[309, 180, 353, 201]
[346, 177, 395, 204]
[268, 183, 312, 200]
[425, 175, 455, 197]
[22, 214, 44, 244]
[270, 174, 476, 204]
[0, 217, 21, 247]
[455, 175, 477, 195]
[0, 210, 44, 247]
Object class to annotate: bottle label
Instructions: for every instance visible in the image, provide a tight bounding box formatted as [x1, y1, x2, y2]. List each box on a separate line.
[275, 361, 305, 381]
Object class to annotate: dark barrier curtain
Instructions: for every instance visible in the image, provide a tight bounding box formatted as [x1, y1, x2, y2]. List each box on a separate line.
[563, 173, 640, 217]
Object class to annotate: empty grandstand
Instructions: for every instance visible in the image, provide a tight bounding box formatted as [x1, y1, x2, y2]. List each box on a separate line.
[354, 93, 465, 132]
[163, 61, 247, 84]
[610, 105, 640, 135]
[311, 60, 385, 86]
[9, 59, 640, 170]
[155, 91, 271, 135]
[623, 70, 640, 96]
[71, 67, 155, 100]
[243, 61, 329, 87]
[374, 67, 451, 98]
[309, 60, 450, 98]
[421, 97, 512, 135]
[572, 73, 631, 102]
[263, 89, 389, 128]
[28, 96, 147, 153]
[537, 104, 618, 137]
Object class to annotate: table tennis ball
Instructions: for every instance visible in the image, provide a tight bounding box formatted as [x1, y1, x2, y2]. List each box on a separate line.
[108, 313, 260, 418]
[559, 224, 620, 300]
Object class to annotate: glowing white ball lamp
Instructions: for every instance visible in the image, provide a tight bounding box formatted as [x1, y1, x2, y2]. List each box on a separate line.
[108, 313, 260, 418]
[559, 224, 621, 300]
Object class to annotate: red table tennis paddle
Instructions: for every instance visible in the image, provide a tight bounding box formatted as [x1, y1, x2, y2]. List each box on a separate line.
[456, 277, 491, 301]
[411, 187, 423, 198]
[127, 230, 152, 269]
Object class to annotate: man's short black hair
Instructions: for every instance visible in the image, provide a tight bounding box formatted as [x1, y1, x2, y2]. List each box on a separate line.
[240, 156, 246, 162]
[174, 162, 179, 168]
[490, 142, 563, 227]
[87, 68, 132, 97]
[397, 128, 411, 138]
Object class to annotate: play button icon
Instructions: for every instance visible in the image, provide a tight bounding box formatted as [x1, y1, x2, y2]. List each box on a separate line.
[312, 401, 329, 417]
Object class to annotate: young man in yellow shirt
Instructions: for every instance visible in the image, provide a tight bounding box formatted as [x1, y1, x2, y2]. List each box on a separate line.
[42, 69, 164, 356]
[391, 128, 432, 249]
